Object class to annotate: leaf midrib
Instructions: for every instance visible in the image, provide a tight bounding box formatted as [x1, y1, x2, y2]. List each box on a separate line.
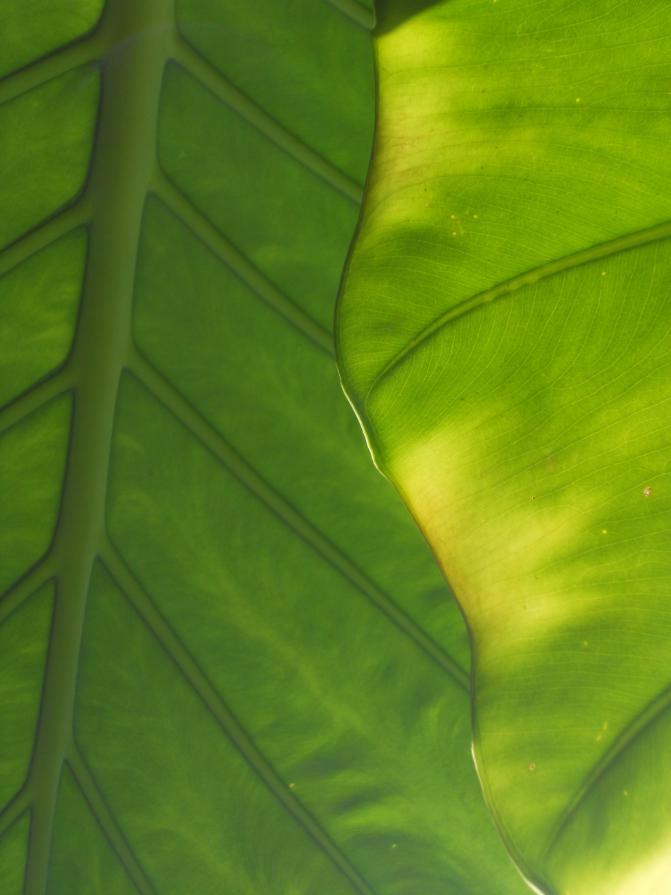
[19, 1, 173, 890]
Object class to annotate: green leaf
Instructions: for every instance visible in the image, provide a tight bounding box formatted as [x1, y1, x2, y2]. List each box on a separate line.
[338, 2, 671, 893]
[1, 0, 527, 892]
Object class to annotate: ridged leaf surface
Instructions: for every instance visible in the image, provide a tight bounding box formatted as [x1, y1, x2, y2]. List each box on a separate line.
[0, 0, 526, 892]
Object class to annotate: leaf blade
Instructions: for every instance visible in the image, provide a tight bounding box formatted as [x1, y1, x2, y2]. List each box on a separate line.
[338, 2, 671, 892]
[2, 0, 528, 891]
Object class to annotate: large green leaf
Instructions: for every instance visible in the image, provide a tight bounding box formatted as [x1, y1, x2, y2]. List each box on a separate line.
[0, 0, 527, 892]
[338, 2, 671, 893]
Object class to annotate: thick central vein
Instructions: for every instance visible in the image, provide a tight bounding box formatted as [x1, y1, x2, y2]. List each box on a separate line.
[24, 1, 173, 891]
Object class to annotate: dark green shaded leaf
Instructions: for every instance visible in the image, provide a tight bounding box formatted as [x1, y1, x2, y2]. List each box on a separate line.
[1, 1, 526, 892]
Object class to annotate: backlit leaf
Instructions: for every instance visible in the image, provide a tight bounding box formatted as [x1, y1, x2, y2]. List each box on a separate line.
[338, 2, 671, 893]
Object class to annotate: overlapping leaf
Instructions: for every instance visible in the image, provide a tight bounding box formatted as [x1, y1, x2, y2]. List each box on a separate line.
[338, 2, 671, 893]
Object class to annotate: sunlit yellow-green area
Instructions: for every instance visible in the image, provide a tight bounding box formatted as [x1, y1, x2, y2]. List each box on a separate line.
[338, 1, 671, 893]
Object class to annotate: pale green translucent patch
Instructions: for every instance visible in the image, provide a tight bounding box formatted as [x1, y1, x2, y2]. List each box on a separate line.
[46, 764, 138, 895]
[0, 397, 71, 595]
[0, 813, 29, 895]
[0, 66, 99, 250]
[392, 413, 593, 643]
[0, 584, 53, 810]
[0, 0, 103, 78]
[0, 229, 86, 408]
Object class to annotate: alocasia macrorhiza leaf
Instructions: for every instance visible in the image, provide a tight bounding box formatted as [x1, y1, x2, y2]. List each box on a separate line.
[338, 1, 671, 893]
[1, 0, 528, 892]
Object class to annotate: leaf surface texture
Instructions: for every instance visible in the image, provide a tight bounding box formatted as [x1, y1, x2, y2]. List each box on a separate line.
[0, 0, 526, 892]
[338, 2, 671, 893]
